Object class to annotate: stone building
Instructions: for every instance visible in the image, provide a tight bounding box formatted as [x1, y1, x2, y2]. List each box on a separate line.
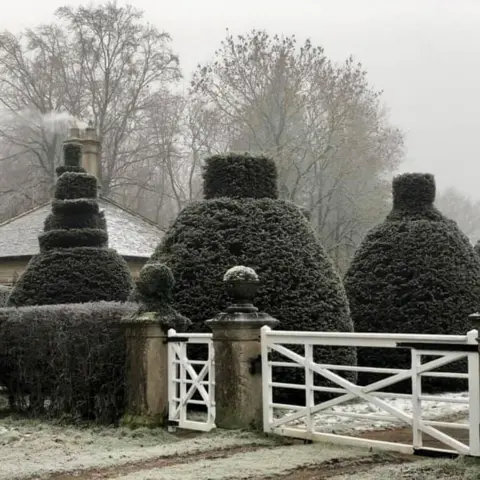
[0, 125, 163, 285]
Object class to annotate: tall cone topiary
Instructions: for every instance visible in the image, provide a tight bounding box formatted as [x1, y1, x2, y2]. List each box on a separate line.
[344, 173, 480, 392]
[7, 142, 133, 306]
[146, 152, 356, 403]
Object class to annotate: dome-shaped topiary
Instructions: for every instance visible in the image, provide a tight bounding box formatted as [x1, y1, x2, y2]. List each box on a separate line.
[474, 240, 480, 257]
[344, 172, 480, 392]
[7, 143, 133, 306]
[146, 152, 355, 403]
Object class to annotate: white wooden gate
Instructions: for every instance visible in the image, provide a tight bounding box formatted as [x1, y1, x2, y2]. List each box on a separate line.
[261, 326, 480, 457]
[167, 329, 216, 432]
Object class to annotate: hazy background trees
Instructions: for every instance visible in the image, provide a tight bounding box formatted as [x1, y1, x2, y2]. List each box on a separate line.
[0, 1, 412, 272]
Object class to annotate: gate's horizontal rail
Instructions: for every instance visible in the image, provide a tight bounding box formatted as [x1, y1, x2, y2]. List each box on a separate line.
[268, 362, 470, 378]
[263, 329, 478, 348]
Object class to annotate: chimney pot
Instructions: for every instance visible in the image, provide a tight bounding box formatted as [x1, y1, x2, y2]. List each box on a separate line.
[69, 127, 80, 138]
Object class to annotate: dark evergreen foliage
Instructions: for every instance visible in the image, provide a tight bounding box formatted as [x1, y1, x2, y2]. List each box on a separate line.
[474, 240, 480, 257]
[344, 173, 480, 392]
[203, 153, 278, 199]
[44, 210, 107, 231]
[7, 144, 133, 306]
[55, 172, 97, 200]
[147, 153, 355, 403]
[0, 302, 136, 423]
[129, 263, 191, 330]
[0, 286, 11, 306]
[39, 229, 108, 251]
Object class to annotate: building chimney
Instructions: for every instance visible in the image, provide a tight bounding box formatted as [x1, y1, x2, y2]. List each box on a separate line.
[81, 121, 102, 185]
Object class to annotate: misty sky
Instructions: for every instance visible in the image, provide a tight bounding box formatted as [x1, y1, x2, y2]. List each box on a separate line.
[3, 0, 480, 198]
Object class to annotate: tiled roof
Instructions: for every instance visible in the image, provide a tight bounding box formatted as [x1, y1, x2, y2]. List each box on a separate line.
[0, 198, 163, 259]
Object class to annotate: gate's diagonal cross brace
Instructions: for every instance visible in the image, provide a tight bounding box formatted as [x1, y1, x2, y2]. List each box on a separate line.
[268, 342, 467, 447]
[169, 343, 211, 420]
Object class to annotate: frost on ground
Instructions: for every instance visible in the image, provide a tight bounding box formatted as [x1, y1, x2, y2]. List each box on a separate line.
[275, 391, 470, 434]
[0, 416, 274, 480]
[331, 456, 480, 480]
[114, 442, 368, 480]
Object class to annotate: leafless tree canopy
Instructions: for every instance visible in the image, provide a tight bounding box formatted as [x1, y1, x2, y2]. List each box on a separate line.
[191, 31, 404, 271]
[0, 4, 406, 272]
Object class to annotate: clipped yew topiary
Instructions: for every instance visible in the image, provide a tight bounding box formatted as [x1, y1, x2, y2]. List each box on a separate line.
[0, 286, 11, 306]
[474, 240, 480, 257]
[344, 173, 480, 392]
[7, 143, 133, 306]
[147, 152, 355, 403]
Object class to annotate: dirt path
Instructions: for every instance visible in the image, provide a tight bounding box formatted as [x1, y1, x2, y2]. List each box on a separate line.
[0, 414, 470, 479]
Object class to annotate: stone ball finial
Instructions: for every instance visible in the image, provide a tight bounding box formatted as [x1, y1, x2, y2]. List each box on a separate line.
[223, 266, 259, 313]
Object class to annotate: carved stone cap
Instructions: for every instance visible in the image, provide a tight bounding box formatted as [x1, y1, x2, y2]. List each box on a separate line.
[469, 312, 480, 330]
[205, 311, 279, 331]
[121, 311, 191, 333]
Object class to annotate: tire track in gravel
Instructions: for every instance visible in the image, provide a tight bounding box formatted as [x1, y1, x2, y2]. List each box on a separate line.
[253, 452, 419, 479]
[34, 444, 278, 480]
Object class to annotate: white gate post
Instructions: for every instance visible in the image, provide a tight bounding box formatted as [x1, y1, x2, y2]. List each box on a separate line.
[205, 267, 279, 430]
[467, 316, 480, 456]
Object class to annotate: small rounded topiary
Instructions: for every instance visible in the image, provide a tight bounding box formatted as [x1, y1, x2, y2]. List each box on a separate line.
[344, 172, 480, 392]
[131, 263, 191, 331]
[7, 143, 133, 306]
[146, 153, 355, 403]
[136, 263, 175, 305]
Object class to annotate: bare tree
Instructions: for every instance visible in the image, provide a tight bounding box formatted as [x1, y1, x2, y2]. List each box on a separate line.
[0, 1, 181, 207]
[191, 30, 404, 271]
[436, 187, 480, 241]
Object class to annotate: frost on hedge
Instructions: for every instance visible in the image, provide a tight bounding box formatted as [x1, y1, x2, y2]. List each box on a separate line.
[147, 152, 355, 403]
[0, 301, 136, 422]
[7, 143, 133, 306]
[474, 240, 480, 257]
[344, 172, 480, 392]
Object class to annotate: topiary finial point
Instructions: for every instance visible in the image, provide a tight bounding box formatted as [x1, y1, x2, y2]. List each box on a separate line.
[392, 173, 436, 210]
[203, 153, 278, 199]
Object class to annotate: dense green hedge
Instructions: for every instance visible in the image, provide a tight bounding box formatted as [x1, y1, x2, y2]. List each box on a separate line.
[344, 173, 480, 392]
[0, 302, 136, 423]
[147, 153, 355, 404]
[203, 153, 278, 199]
[7, 144, 133, 306]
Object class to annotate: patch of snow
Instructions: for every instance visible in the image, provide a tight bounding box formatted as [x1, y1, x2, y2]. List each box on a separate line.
[275, 391, 470, 434]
